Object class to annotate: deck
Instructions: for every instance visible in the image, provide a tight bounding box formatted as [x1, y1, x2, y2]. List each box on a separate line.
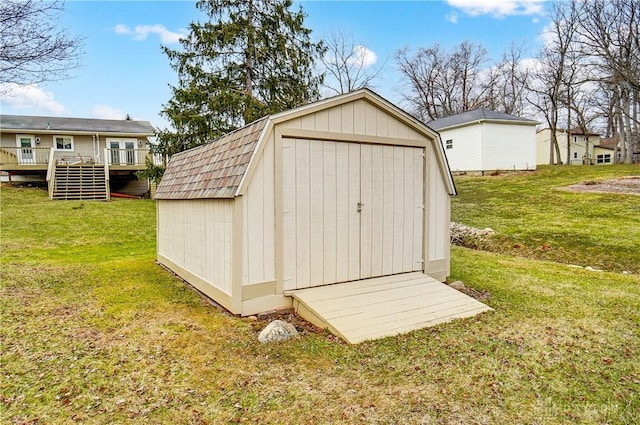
[290, 272, 493, 344]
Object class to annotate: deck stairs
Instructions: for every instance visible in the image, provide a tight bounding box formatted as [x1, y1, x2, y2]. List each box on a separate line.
[51, 164, 109, 201]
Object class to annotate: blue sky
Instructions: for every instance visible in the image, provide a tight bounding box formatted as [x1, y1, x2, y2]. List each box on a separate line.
[0, 0, 550, 129]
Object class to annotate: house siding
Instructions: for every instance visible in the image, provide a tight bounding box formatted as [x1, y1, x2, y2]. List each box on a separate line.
[536, 129, 607, 165]
[437, 125, 483, 172]
[482, 122, 536, 171]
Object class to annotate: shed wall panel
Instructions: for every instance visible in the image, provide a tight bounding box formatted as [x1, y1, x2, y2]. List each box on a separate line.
[428, 149, 448, 261]
[277, 99, 429, 142]
[157, 199, 233, 294]
[243, 134, 275, 285]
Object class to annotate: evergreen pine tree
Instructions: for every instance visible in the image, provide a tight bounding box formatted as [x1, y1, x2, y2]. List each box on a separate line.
[156, 0, 324, 161]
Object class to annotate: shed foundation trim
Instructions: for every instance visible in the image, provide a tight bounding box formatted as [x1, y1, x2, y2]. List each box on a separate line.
[290, 272, 492, 344]
[158, 254, 236, 314]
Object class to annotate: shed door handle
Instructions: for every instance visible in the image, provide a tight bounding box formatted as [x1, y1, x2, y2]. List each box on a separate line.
[357, 202, 364, 212]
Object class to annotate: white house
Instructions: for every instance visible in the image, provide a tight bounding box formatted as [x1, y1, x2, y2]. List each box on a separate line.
[428, 109, 539, 174]
[155, 89, 492, 343]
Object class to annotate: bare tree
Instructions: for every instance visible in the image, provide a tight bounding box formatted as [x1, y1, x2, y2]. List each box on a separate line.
[524, 0, 581, 165]
[0, 0, 82, 88]
[319, 30, 383, 96]
[485, 42, 530, 115]
[576, 0, 640, 163]
[396, 41, 489, 121]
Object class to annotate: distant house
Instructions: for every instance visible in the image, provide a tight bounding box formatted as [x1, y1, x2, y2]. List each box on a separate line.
[536, 128, 614, 165]
[0, 115, 155, 199]
[599, 135, 640, 164]
[428, 109, 538, 174]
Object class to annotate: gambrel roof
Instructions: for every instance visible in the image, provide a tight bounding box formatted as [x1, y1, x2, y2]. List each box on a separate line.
[428, 108, 539, 131]
[0, 114, 154, 136]
[156, 89, 456, 200]
[155, 118, 268, 199]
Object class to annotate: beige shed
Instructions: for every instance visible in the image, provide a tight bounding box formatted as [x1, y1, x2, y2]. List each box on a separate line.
[156, 89, 490, 343]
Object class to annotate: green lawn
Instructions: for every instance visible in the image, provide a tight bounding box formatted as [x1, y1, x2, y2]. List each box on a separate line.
[1, 167, 639, 424]
[452, 164, 640, 273]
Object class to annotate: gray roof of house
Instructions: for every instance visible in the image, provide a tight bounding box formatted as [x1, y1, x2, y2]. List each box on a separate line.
[155, 117, 269, 200]
[0, 114, 155, 135]
[427, 108, 538, 130]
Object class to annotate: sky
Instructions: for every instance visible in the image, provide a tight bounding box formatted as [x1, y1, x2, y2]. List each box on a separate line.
[0, 0, 552, 129]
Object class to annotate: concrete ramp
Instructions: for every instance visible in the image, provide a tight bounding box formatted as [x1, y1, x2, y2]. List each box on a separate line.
[290, 272, 492, 344]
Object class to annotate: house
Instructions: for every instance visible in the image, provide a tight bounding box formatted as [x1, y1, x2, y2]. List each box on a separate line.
[536, 127, 614, 165]
[599, 135, 640, 164]
[427, 109, 538, 174]
[155, 89, 491, 343]
[0, 115, 155, 199]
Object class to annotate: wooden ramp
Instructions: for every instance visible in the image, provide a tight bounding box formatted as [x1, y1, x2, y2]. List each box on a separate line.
[290, 272, 493, 344]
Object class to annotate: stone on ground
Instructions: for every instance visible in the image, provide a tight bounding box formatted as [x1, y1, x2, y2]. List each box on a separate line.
[258, 320, 299, 343]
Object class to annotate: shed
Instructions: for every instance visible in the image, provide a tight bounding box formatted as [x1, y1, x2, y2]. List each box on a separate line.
[429, 108, 538, 174]
[156, 89, 491, 342]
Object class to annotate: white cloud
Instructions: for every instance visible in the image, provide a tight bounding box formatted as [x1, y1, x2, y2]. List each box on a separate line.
[446, 0, 544, 18]
[114, 24, 185, 44]
[350, 45, 377, 68]
[446, 12, 460, 24]
[91, 105, 126, 120]
[0, 83, 65, 114]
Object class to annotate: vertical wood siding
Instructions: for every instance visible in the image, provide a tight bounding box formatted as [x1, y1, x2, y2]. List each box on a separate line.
[428, 148, 448, 261]
[282, 138, 424, 291]
[157, 199, 233, 294]
[242, 135, 276, 285]
[282, 99, 428, 142]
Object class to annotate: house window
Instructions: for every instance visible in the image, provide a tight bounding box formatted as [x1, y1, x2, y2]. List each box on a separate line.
[597, 154, 611, 164]
[573, 152, 578, 159]
[54, 135, 74, 151]
[445, 139, 453, 149]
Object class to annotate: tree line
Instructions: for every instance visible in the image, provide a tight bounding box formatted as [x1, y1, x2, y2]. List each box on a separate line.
[2, 0, 637, 175]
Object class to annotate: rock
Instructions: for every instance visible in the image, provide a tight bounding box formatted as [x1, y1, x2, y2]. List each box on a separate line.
[449, 281, 466, 290]
[623, 271, 631, 275]
[258, 320, 299, 343]
[585, 266, 603, 272]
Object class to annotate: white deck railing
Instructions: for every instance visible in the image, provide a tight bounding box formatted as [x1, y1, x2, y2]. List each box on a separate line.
[0, 146, 52, 165]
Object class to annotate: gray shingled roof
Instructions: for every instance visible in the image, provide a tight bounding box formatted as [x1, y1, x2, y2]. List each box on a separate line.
[427, 108, 538, 130]
[155, 118, 268, 199]
[0, 114, 154, 135]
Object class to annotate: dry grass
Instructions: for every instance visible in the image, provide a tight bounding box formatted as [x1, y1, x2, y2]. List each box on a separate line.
[1, 180, 639, 424]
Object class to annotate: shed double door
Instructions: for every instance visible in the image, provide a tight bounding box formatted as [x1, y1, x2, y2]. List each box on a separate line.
[282, 138, 424, 291]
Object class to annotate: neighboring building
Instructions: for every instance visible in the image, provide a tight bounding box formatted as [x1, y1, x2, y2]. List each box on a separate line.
[155, 89, 491, 342]
[599, 135, 640, 164]
[428, 109, 538, 174]
[0, 115, 155, 199]
[536, 127, 614, 165]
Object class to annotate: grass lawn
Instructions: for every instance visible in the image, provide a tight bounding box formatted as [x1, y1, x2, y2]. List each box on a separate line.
[452, 164, 640, 273]
[1, 166, 639, 424]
